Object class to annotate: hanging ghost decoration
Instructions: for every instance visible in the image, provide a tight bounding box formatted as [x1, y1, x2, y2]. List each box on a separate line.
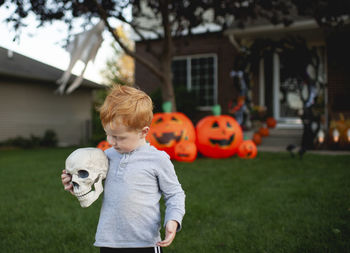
[56, 21, 105, 94]
[230, 70, 251, 128]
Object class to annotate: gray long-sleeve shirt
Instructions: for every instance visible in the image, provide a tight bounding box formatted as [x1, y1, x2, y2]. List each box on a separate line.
[94, 143, 185, 248]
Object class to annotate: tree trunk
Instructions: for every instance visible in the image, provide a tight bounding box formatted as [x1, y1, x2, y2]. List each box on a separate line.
[160, 56, 177, 112]
[95, 0, 177, 111]
[158, 0, 176, 112]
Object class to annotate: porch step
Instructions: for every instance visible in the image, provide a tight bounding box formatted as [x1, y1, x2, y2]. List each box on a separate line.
[246, 128, 303, 151]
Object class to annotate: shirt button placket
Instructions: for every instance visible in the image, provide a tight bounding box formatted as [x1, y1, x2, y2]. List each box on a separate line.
[117, 153, 129, 177]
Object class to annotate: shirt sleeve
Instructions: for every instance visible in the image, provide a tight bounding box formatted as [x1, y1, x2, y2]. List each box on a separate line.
[156, 152, 186, 231]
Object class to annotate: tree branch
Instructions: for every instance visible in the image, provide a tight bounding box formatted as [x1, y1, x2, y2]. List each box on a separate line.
[92, 0, 165, 82]
[115, 14, 162, 59]
[159, 0, 173, 58]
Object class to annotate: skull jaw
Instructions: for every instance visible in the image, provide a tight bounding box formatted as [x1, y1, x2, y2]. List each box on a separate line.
[76, 178, 104, 208]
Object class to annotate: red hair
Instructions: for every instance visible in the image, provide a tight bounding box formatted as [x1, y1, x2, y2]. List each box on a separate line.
[99, 85, 153, 130]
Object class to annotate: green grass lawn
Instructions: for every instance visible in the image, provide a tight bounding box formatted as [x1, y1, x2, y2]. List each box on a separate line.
[0, 148, 349, 253]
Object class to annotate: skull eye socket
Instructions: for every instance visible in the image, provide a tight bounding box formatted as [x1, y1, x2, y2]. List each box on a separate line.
[78, 170, 89, 178]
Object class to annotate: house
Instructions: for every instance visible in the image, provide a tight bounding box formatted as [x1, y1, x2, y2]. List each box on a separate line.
[136, 31, 237, 122]
[0, 47, 104, 146]
[135, 18, 350, 148]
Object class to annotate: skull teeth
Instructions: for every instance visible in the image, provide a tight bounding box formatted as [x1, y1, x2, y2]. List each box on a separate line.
[75, 190, 92, 198]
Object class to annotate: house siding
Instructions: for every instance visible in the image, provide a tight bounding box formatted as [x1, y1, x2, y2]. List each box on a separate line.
[135, 32, 239, 119]
[0, 80, 93, 146]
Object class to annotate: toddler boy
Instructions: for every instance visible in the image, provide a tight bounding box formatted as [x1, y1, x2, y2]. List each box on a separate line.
[61, 85, 185, 253]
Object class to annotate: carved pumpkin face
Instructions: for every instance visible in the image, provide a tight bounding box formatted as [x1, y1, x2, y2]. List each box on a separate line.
[97, 140, 112, 151]
[237, 140, 257, 159]
[196, 115, 243, 158]
[147, 112, 196, 159]
[174, 140, 197, 162]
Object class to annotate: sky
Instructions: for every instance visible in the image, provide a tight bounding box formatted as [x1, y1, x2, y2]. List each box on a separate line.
[0, 7, 116, 84]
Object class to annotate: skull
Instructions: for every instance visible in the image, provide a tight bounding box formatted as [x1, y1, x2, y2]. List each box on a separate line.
[65, 148, 109, 208]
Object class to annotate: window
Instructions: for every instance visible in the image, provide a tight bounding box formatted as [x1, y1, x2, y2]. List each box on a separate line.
[172, 54, 217, 108]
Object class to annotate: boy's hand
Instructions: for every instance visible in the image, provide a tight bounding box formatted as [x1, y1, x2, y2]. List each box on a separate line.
[157, 220, 178, 247]
[61, 169, 74, 195]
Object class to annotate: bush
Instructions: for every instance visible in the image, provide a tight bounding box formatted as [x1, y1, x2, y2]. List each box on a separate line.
[90, 89, 108, 146]
[0, 129, 58, 149]
[40, 130, 58, 147]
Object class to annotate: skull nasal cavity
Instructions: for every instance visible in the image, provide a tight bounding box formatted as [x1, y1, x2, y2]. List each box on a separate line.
[73, 182, 79, 189]
[78, 170, 89, 178]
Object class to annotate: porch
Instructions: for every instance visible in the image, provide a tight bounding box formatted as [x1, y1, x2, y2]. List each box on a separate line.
[246, 124, 303, 152]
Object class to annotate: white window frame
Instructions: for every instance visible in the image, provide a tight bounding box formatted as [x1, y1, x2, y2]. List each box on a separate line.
[172, 53, 218, 110]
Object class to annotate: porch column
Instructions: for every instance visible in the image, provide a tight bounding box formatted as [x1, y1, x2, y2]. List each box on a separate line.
[259, 58, 265, 107]
[273, 52, 280, 120]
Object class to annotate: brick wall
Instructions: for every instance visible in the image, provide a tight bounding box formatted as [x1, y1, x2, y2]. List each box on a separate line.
[135, 32, 240, 118]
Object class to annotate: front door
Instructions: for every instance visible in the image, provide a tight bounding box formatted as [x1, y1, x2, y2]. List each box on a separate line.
[273, 53, 303, 123]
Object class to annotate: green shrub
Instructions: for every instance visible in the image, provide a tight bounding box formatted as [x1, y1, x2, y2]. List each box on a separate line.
[90, 89, 108, 146]
[40, 130, 58, 147]
[0, 129, 58, 149]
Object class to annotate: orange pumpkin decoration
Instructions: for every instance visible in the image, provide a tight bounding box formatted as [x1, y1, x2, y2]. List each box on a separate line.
[252, 132, 262, 145]
[266, 117, 277, 128]
[259, 126, 269, 137]
[237, 140, 257, 159]
[329, 114, 349, 144]
[97, 140, 112, 151]
[146, 102, 195, 159]
[196, 105, 243, 158]
[174, 140, 197, 162]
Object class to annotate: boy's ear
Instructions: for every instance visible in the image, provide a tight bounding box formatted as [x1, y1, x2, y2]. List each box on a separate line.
[140, 126, 150, 138]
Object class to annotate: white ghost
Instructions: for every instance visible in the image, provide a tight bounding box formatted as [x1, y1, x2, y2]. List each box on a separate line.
[56, 20, 105, 94]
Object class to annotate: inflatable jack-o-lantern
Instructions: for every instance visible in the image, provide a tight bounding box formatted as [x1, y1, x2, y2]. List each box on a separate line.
[97, 140, 112, 151]
[237, 140, 257, 159]
[196, 105, 243, 158]
[147, 102, 196, 159]
[174, 139, 197, 162]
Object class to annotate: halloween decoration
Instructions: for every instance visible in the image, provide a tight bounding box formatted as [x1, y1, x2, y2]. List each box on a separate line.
[252, 132, 262, 145]
[229, 66, 252, 130]
[317, 129, 325, 143]
[237, 140, 257, 159]
[328, 114, 350, 148]
[146, 102, 196, 159]
[332, 128, 340, 142]
[259, 126, 269, 137]
[174, 139, 197, 162]
[286, 144, 297, 158]
[97, 140, 112, 151]
[57, 21, 104, 94]
[65, 148, 109, 208]
[266, 117, 277, 128]
[196, 105, 243, 158]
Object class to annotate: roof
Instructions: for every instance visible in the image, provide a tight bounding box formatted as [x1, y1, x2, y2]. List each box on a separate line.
[223, 17, 326, 50]
[224, 17, 321, 37]
[0, 46, 104, 89]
